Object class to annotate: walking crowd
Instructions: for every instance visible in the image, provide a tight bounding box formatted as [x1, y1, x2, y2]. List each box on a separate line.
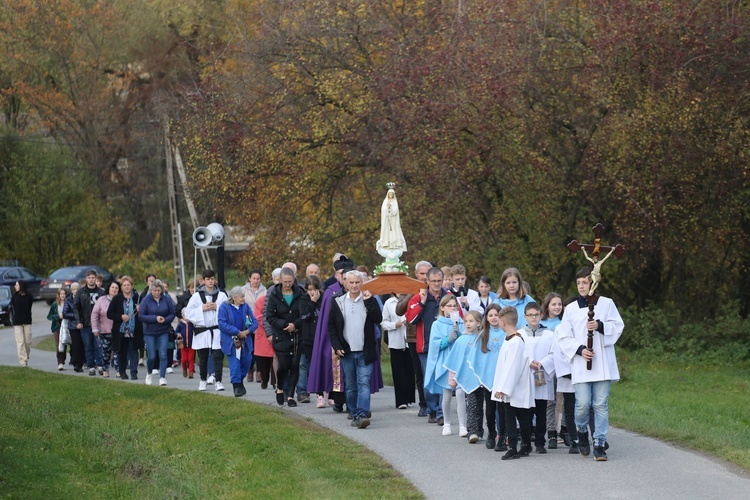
[9, 252, 623, 462]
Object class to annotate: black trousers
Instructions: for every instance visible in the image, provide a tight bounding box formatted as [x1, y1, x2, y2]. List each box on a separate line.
[276, 352, 299, 397]
[484, 388, 504, 439]
[390, 347, 416, 407]
[69, 328, 84, 370]
[197, 348, 224, 382]
[504, 402, 532, 449]
[466, 389, 485, 437]
[531, 399, 548, 446]
[408, 342, 426, 407]
[562, 392, 579, 441]
[255, 355, 276, 387]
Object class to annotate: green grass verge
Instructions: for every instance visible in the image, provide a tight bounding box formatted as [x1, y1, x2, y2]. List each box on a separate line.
[611, 357, 750, 471]
[0, 368, 421, 498]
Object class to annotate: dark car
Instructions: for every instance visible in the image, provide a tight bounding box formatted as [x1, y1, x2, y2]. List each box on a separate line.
[0, 266, 44, 300]
[0, 285, 11, 326]
[41, 265, 115, 304]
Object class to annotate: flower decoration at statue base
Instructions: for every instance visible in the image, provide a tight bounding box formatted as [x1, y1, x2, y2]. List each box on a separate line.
[373, 261, 409, 275]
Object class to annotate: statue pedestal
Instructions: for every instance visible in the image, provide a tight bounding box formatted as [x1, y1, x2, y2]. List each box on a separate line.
[362, 272, 425, 295]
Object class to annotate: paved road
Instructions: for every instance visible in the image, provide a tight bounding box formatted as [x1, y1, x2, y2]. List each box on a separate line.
[2, 304, 749, 499]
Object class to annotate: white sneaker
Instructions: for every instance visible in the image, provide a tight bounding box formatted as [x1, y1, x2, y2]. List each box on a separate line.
[145, 374, 153, 386]
[58, 364, 64, 371]
[198, 380, 207, 391]
[215, 382, 225, 391]
[159, 377, 167, 386]
[442, 425, 452, 436]
[166, 367, 174, 374]
[207, 374, 216, 385]
[151, 369, 158, 375]
[459, 426, 468, 437]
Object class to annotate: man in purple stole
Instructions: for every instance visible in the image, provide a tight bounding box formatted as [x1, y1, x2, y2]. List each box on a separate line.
[307, 256, 352, 411]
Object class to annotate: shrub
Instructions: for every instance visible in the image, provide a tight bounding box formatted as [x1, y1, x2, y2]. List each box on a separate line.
[110, 234, 174, 284]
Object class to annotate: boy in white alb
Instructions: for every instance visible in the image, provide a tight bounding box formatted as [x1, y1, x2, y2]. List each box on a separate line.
[557, 266, 624, 461]
[491, 306, 535, 460]
[519, 302, 556, 454]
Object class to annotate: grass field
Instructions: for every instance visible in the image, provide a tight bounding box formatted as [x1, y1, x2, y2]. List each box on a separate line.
[0, 367, 420, 498]
[610, 357, 750, 471]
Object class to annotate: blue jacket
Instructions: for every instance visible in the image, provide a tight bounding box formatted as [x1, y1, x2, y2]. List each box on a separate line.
[139, 293, 176, 336]
[218, 301, 257, 356]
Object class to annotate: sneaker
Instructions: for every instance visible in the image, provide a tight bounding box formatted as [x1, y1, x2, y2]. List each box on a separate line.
[328, 398, 335, 406]
[233, 384, 244, 397]
[351, 418, 361, 427]
[145, 374, 153, 386]
[58, 364, 64, 371]
[417, 407, 428, 417]
[442, 425, 452, 436]
[207, 375, 216, 385]
[166, 367, 174, 374]
[287, 398, 297, 407]
[468, 434, 479, 444]
[459, 426, 468, 437]
[358, 417, 371, 429]
[199, 380, 207, 391]
[316, 395, 326, 408]
[98, 367, 104, 375]
[102, 371, 110, 378]
[501, 448, 519, 460]
[159, 377, 167, 386]
[437, 417, 445, 426]
[151, 369, 159, 375]
[427, 414, 438, 424]
[593, 446, 608, 461]
[495, 437, 508, 452]
[536, 445, 547, 454]
[89, 368, 96, 376]
[332, 404, 344, 413]
[240, 383, 247, 396]
[138, 359, 145, 366]
[120, 373, 129, 380]
[297, 393, 310, 403]
[518, 444, 532, 457]
[578, 432, 591, 456]
[215, 382, 225, 391]
[397, 404, 408, 410]
[569, 442, 580, 454]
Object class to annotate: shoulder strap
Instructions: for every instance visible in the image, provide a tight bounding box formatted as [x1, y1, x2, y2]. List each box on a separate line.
[199, 291, 207, 304]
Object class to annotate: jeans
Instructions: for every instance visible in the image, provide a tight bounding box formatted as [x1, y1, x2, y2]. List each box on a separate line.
[144, 333, 169, 378]
[119, 337, 139, 377]
[574, 380, 611, 447]
[80, 326, 103, 368]
[340, 351, 372, 419]
[418, 353, 442, 417]
[296, 352, 310, 396]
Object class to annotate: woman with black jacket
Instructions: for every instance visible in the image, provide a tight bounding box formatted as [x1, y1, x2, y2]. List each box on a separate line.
[265, 267, 304, 407]
[107, 276, 142, 380]
[11, 280, 34, 366]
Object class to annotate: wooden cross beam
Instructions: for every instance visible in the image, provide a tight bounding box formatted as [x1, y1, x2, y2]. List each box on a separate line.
[567, 223, 625, 261]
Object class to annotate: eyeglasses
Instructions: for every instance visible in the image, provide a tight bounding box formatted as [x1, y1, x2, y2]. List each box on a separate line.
[525, 313, 540, 318]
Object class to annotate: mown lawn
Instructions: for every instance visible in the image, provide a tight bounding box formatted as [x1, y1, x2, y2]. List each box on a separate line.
[0, 368, 421, 499]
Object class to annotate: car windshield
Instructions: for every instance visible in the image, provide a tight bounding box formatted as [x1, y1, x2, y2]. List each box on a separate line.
[0, 288, 10, 300]
[49, 268, 83, 280]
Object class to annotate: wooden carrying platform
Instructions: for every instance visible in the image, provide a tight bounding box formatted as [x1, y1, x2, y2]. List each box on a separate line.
[362, 272, 426, 295]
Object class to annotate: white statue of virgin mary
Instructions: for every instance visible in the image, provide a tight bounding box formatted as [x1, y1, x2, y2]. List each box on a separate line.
[376, 186, 407, 262]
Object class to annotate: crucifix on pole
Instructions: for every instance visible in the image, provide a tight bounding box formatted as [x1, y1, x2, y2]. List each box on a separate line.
[567, 223, 625, 369]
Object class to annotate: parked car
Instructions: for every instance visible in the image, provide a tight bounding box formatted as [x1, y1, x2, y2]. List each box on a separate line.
[0, 266, 44, 300]
[41, 265, 115, 304]
[0, 285, 11, 326]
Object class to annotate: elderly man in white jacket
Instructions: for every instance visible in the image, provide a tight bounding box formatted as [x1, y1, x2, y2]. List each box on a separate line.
[183, 269, 229, 392]
[557, 266, 624, 462]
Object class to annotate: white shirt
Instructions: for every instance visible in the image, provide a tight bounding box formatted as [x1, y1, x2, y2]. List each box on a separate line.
[182, 288, 228, 350]
[381, 297, 407, 350]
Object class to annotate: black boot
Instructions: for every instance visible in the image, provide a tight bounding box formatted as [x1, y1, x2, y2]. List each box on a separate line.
[485, 436, 496, 450]
[548, 431, 558, 449]
[494, 433, 508, 452]
[240, 382, 247, 395]
[233, 383, 243, 397]
[577, 431, 591, 456]
[560, 425, 571, 446]
[569, 442, 579, 454]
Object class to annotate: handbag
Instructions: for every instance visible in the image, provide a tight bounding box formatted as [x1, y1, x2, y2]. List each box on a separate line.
[59, 320, 71, 352]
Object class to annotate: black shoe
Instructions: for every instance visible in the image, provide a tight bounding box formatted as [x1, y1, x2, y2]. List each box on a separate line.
[518, 444, 532, 457]
[495, 436, 508, 452]
[560, 429, 571, 447]
[605, 441, 609, 451]
[417, 407, 428, 417]
[233, 384, 243, 397]
[240, 383, 247, 396]
[358, 417, 371, 429]
[261, 382, 268, 390]
[287, 398, 297, 407]
[501, 448, 519, 460]
[131, 374, 138, 380]
[548, 431, 558, 449]
[74, 367, 83, 373]
[427, 414, 437, 424]
[276, 392, 284, 405]
[367, 411, 372, 418]
[332, 404, 344, 413]
[437, 417, 444, 426]
[120, 373, 129, 380]
[485, 437, 496, 450]
[297, 393, 311, 403]
[578, 432, 591, 456]
[593, 446, 608, 461]
[569, 442, 580, 454]
[536, 445, 547, 454]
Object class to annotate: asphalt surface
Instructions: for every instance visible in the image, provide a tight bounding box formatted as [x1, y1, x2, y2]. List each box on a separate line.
[2, 303, 749, 499]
